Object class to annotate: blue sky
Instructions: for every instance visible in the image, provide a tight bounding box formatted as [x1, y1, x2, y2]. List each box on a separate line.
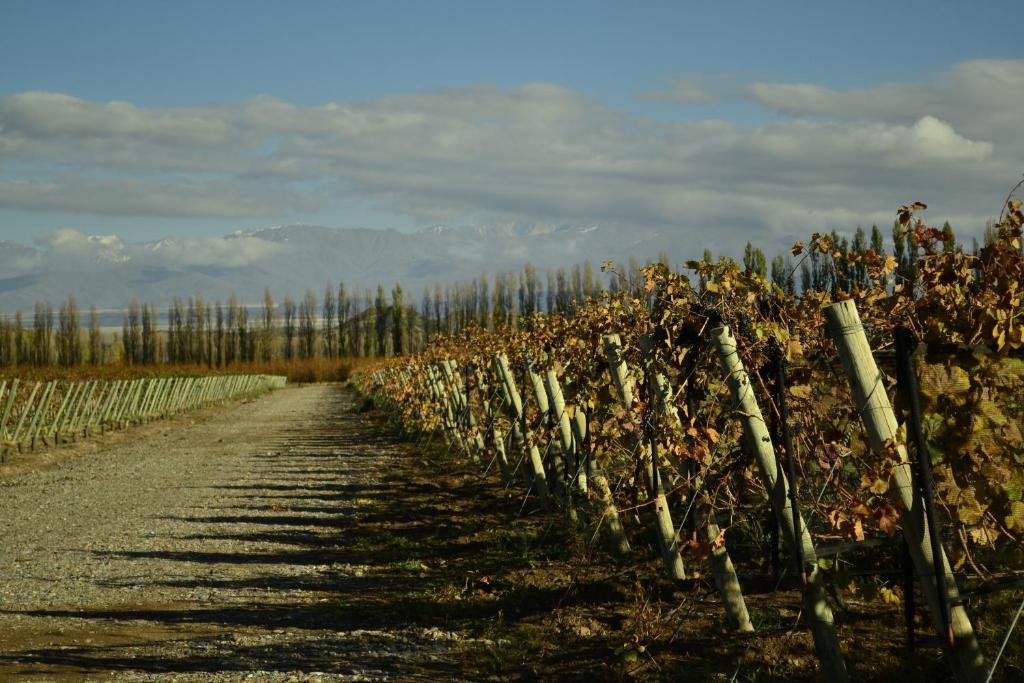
[2, 1, 1023, 247]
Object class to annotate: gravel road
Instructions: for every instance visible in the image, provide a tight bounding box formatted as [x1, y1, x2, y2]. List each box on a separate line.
[0, 383, 469, 682]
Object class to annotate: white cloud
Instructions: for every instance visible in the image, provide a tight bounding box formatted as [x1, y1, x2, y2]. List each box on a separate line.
[2, 61, 1023, 247]
[0, 177, 320, 218]
[746, 59, 1024, 147]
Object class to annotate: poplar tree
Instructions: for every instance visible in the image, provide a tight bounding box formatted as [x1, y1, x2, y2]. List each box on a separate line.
[261, 289, 275, 362]
[299, 290, 317, 360]
[141, 303, 155, 364]
[391, 285, 404, 356]
[363, 290, 373, 357]
[56, 296, 81, 367]
[349, 287, 362, 357]
[14, 312, 27, 365]
[336, 282, 349, 358]
[322, 282, 336, 358]
[374, 285, 387, 357]
[282, 297, 296, 361]
[742, 242, 767, 278]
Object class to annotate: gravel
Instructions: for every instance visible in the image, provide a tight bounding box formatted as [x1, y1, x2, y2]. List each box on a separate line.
[0, 384, 469, 681]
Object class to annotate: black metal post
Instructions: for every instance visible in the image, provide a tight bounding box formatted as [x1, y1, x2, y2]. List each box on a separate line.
[774, 346, 807, 589]
[893, 326, 954, 649]
[903, 537, 916, 650]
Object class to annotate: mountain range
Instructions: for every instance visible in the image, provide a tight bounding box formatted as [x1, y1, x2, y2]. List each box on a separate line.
[0, 222, 701, 312]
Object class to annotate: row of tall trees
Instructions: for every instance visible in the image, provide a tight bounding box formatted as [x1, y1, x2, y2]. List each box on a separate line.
[0, 298, 104, 368]
[0, 283, 418, 369]
[0, 221, 997, 369]
[420, 222, 993, 340]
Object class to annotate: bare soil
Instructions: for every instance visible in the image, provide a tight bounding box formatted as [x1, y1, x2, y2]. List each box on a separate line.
[0, 383, 1010, 681]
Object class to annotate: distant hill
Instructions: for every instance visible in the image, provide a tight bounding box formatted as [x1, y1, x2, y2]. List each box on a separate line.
[0, 222, 691, 311]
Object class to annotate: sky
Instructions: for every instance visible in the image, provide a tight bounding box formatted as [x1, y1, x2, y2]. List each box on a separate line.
[2, 1, 1023, 255]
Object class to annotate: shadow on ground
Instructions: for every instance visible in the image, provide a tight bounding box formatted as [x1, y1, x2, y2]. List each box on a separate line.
[0, 386, 985, 681]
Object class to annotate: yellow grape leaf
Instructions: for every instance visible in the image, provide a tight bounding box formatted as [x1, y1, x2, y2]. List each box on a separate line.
[879, 586, 902, 605]
[977, 399, 1008, 427]
[919, 363, 970, 400]
[956, 487, 986, 525]
[1006, 501, 1024, 532]
[789, 384, 812, 400]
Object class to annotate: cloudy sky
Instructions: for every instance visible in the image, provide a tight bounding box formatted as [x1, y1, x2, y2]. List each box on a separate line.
[2, 1, 1022, 255]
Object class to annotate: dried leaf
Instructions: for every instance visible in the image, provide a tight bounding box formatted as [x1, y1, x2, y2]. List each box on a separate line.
[789, 384, 812, 400]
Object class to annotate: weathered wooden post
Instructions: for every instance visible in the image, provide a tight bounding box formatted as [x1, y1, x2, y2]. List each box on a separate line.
[27, 382, 57, 448]
[475, 366, 513, 482]
[82, 381, 108, 433]
[639, 335, 753, 632]
[494, 353, 550, 511]
[49, 382, 78, 442]
[443, 359, 482, 460]
[428, 364, 465, 451]
[65, 381, 93, 437]
[526, 355, 569, 497]
[567, 402, 632, 554]
[0, 379, 19, 442]
[711, 324, 848, 681]
[602, 333, 686, 581]
[11, 382, 41, 447]
[542, 364, 580, 516]
[825, 299, 985, 682]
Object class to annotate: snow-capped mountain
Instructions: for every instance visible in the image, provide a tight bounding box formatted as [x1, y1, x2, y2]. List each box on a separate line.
[0, 222, 693, 311]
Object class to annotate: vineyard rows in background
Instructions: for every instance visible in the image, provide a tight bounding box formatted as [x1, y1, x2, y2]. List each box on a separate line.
[0, 373, 286, 456]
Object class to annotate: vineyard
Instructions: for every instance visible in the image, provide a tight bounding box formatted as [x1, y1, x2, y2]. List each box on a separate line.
[357, 203, 1024, 681]
[0, 373, 286, 455]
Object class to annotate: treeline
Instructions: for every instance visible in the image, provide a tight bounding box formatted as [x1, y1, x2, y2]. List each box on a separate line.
[0, 219, 992, 370]
[0, 283, 414, 369]
[423, 221, 977, 336]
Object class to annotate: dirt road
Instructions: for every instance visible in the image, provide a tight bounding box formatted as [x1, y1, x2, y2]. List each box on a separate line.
[0, 384, 484, 681]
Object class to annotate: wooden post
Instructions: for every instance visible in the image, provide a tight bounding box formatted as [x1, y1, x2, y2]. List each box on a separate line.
[428, 365, 464, 450]
[64, 381, 93, 437]
[527, 355, 568, 495]
[83, 381, 108, 431]
[100, 381, 124, 426]
[639, 335, 753, 631]
[544, 368, 589, 495]
[543, 365, 579, 514]
[569, 406, 631, 554]
[443, 360, 482, 460]
[12, 382, 41, 445]
[71, 381, 98, 434]
[50, 382, 80, 439]
[0, 378, 19, 441]
[825, 299, 985, 682]
[0, 381, 6, 440]
[26, 381, 57, 447]
[475, 366, 512, 482]
[494, 353, 550, 511]
[603, 333, 686, 581]
[711, 325, 848, 681]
